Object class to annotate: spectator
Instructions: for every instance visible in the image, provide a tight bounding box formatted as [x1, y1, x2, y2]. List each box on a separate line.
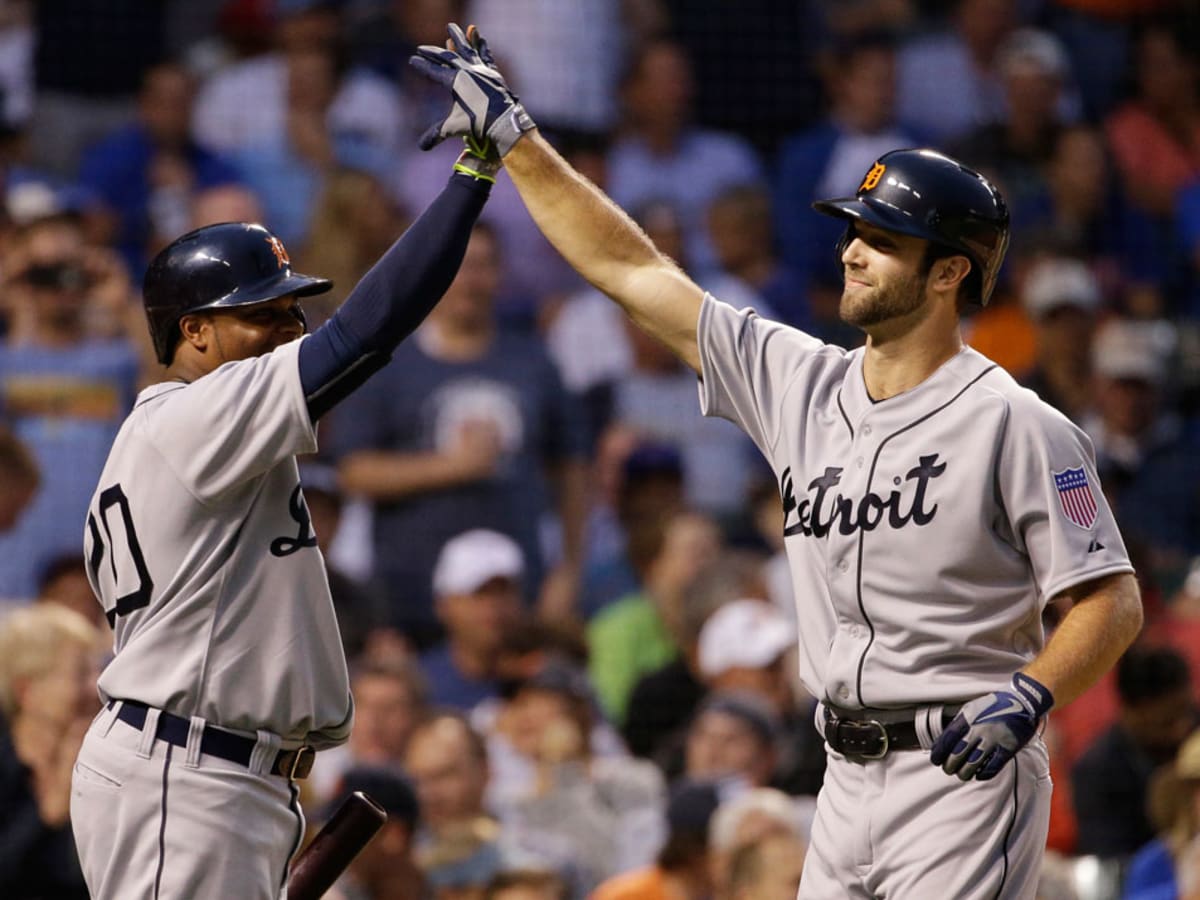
[622, 551, 767, 770]
[1084, 319, 1200, 590]
[323, 765, 424, 900]
[590, 778, 721, 900]
[34, 553, 104, 629]
[709, 787, 811, 899]
[575, 435, 686, 620]
[894, 0, 1027, 145]
[774, 29, 922, 320]
[333, 222, 590, 645]
[406, 713, 549, 898]
[1122, 728, 1200, 900]
[310, 653, 429, 807]
[0, 425, 38, 535]
[421, 530, 525, 712]
[723, 830, 808, 900]
[1072, 645, 1198, 858]
[0, 604, 101, 898]
[1017, 255, 1104, 422]
[187, 181, 265, 230]
[484, 660, 667, 897]
[192, 0, 407, 162]
[298, 166, 409, 326]
[484, 869, 569, 900]
[696, 600, 826, 797]
[587, 510, 722, 724]
[950, 28, 1076, 220]
[77, 60, 243, 277]
[1013, 124, 1161, 301]
[0, 206, 139, 599]
[683, 692, 782, 791]
[606, 37, 765, 275]
[706, 184, 811, 332]
[1104, 16, 1200, 220]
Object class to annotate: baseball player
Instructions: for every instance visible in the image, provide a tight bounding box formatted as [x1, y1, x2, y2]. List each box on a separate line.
[70, 141, 499, 898]
[411, 27, 1145, 899]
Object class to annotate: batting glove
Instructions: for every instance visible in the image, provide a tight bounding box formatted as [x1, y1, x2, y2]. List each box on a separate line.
[409, 23, 535, 157]
[930, 672, 1053, 782]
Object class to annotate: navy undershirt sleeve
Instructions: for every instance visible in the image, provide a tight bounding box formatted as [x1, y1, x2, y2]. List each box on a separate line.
[299, 173, 490, 419]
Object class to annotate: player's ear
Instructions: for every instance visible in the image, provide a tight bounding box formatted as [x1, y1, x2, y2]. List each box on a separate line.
[177, 313, 211, 355]
[930, 254, 971, 297]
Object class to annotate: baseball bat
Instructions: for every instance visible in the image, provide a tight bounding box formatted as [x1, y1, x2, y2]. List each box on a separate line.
[288, 791, 388, 900]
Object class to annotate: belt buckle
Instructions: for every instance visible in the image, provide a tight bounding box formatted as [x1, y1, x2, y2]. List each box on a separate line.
[859, 720, 890, 760]
[284, 745, 315, 780]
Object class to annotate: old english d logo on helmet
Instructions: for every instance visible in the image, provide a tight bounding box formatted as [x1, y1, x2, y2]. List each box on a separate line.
[859, 162, 886, 193]
[267, 235, 290, 268]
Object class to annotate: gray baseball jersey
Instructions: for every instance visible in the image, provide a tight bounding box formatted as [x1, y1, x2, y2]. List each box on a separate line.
[83, 337, 352, 746]
[697, 295, 1133, 709]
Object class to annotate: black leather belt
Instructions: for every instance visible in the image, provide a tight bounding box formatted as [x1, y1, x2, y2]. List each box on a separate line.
[823, 704, 960, 761]
[111, 700, 315, 780]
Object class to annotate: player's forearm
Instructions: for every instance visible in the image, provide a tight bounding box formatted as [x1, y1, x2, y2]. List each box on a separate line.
[504, 132, 705, 371]
[1022, 572, 1142, 707]
[337, 450, 487, 499]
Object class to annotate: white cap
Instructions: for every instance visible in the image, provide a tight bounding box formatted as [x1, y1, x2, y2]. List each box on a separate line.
[1022, 258, 1100, 318]
[432, 529, 524, 597]
[698, 599, 794, 678]
[997, 27, 1070, 78]
[1092, 319, 1176, 385]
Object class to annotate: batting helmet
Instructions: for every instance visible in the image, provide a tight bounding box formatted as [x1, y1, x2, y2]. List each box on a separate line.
[143, 222, 333, 364]
[812, 148, 1010, 305]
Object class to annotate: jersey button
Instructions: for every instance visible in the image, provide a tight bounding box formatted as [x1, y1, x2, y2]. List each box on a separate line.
[837, 559, 849, 573]
[856, 456, 864, 469]
[837, 686, 851, 701]
[863, 425, 873, 436]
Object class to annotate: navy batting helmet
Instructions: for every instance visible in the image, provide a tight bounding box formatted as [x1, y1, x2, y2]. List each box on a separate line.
[143, 222, 333, 364]
[812, 148, 1010, 305]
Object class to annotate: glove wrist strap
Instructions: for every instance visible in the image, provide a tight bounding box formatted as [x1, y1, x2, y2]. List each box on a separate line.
[1012, 672, 1054, 717]
[489, 104, 536, 157]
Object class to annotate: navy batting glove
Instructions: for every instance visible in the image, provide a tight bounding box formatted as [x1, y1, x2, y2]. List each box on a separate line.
[408, 23, 535, 155]
[930, 673, 1053, 782]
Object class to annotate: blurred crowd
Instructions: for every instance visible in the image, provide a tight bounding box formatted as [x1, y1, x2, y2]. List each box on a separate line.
[2, 0, 1200, 898]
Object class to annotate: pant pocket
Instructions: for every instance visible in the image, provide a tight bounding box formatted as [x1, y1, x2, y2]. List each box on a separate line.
[74, 759, 123, 790]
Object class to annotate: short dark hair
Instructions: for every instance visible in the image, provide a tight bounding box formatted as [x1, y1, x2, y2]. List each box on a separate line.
[1117, 645, 1191, 706]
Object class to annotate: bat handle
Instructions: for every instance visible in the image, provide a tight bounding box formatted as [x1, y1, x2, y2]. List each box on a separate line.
[289, 791, 388, 900]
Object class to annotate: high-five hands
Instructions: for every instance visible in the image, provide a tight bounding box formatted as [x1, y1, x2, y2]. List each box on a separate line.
[930, 672, 1054, 781]
[409, 23, 536, 157]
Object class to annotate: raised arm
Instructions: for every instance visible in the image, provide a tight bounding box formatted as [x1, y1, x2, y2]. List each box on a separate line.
[503, 132, 703, 370]
[410, 24, 705, 372]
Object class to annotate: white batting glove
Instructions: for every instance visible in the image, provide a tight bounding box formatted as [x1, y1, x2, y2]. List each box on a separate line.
[409, 23, 535, 157]
[930, 672, 1054, 781]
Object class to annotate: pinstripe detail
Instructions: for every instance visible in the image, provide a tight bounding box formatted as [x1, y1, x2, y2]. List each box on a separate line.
[854, 365, 998, 704]
[153, 743, 173, 899]
[992, 752, 1021, 899]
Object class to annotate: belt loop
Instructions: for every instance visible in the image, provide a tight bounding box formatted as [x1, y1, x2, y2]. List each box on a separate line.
[250, 730, 279, 776]
[136, 707, 162, 759]
[814, 701, 828, 740]
[915, 703, 945, 750]
[185, 716, 205, 768]
[97, 700, 121, 738]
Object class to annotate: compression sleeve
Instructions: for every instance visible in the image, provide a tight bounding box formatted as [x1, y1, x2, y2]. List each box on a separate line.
[299, 172, 491, 419]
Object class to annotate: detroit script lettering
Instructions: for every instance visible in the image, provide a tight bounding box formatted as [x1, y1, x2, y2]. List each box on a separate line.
[781, 454, 946, 538]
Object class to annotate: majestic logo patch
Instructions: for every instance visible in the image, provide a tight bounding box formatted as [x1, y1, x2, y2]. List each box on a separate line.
[1053, 467, 1098, 530]
[859, 162, 886, 193]
[266, 234, 290, 268]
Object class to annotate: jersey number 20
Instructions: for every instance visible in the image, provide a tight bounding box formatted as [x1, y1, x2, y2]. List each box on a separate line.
[86, 484, 154, 628]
